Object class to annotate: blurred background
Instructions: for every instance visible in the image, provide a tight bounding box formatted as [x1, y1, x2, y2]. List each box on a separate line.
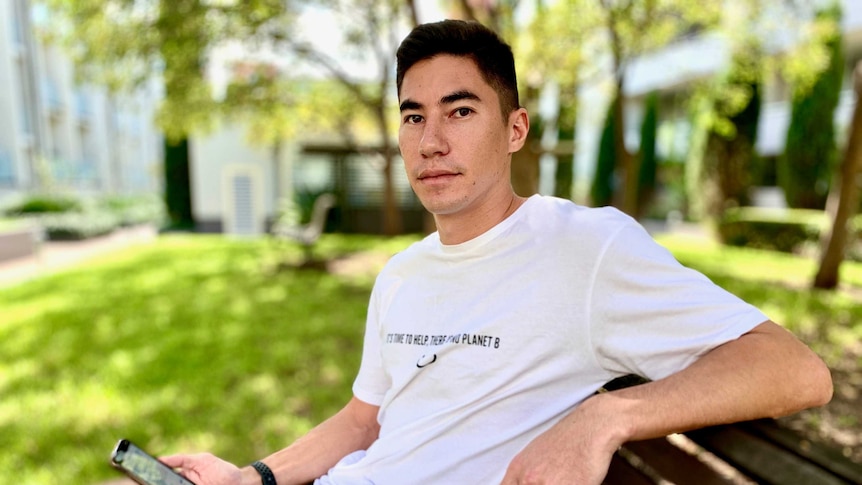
[1, 0, 861, 483]
[1, 0, 859, 245]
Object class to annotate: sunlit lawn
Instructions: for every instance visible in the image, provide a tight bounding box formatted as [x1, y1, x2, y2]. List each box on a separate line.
[2, 232, 860, 484]
[656, 233, 862, 362]
[0, 234, 417, 484]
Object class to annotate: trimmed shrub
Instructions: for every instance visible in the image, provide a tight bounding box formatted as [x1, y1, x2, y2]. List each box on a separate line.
[5, 195, 81, 215]
[718, 207, 825, 252]
[780, 4, 843, 209]
[4, 193, 165, 240]
[100, 194, 167, 227]
[40, 210, 119, 241]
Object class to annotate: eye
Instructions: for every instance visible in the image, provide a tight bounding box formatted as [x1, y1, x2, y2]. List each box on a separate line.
[453, 107, 473, 118]
[403, 114, 423, 124]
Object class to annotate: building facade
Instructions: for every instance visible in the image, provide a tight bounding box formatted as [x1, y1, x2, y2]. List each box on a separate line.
[0, 0, 163, 208]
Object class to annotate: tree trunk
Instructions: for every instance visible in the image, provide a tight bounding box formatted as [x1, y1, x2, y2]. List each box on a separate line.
[511, 147, 540, 197]
[381, 145, 402, 236]
[611, 75, 638, 217]
[511, 89, 542, 197]
[813, 61, 862, 289]
[374, 100, 402, 236]
[163, 137, 194, 229]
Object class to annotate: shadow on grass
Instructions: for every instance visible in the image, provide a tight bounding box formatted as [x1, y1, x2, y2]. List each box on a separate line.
[0, 235, 385, 484]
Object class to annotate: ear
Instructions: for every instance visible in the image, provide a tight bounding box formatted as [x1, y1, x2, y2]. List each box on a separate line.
[507, 108, 530, 154]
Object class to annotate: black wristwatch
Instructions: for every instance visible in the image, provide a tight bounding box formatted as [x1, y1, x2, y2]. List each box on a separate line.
[251, 460, 277, 485]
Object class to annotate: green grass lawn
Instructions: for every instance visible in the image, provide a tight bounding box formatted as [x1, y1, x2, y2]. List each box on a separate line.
[2, 232, 860, 484]
[655, 233, 862, 362]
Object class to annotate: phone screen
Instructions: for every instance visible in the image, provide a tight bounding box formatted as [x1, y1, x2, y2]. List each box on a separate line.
[111, 439, 196, 485]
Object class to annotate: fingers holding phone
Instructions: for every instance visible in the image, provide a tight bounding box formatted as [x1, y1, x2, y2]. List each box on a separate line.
[111, 439, 197, 485]
[159, 453, 244, 485]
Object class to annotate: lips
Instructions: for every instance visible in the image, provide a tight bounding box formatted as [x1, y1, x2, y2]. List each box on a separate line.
[417, 169, 460, 182]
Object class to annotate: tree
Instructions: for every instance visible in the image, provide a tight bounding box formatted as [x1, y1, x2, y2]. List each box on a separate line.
[701, 39, 762, 219]
[591, 95, 618, 207]
[451, 0, 593, 198]
[813, 60, 862, 290]
[519, 0, 593, 200]
[781, 3, 844, 210]
[42, 0, 298, 228]
[554, 98, 577, 199]
[684, 0, 839, 222]
[593, 0, 720, 217]
[274, 0, 421, 236]
[222, 62, 371, 211]
[637, 91, 659, 215]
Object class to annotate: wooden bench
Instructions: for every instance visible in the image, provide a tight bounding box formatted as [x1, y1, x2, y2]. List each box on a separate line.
[601, 375, 862, 485]
[271, 193, 336, 267]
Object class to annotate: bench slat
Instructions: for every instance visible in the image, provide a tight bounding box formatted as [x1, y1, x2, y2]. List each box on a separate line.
[603, 452, 656, 485]
[687, 424, 852, 485]
[743, 419, 862, 484]
[622, 436, 738, 485]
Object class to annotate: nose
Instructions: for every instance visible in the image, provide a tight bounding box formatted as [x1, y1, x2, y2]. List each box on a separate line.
[418, 119, 448, 158]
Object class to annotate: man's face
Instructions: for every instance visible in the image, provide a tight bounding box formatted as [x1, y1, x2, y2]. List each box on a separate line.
[398, 55, 527, 217]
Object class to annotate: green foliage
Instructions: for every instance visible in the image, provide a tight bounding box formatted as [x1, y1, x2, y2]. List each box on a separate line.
[638, 92, 659, 213]
[554, 101, 577, 201]
[717, 207, 825, 253]
[592, 0, 722, 68]
[40, 0, 298, 139]
[164, 138, 194, 229]
[40, 210, 119, 241]
[3, 194, 166, 240]
[4, 195, 81, 215]
[645, 160, 688, 220]
[591, 96, 618, 207]
[517, 0, 594, 92]
[780, 3, 844, 210]
[100, 194, 168, 227]
[701, 38, 762, 218]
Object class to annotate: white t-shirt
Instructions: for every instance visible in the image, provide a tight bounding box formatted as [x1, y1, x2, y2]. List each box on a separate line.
[324, 195, 767, 484]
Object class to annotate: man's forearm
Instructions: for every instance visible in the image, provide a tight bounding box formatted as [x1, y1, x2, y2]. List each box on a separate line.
[243, 397, 381, 485]
[583, 320, 833, 446]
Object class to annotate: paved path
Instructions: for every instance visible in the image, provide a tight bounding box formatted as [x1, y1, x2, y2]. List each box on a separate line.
[0, 224, 158, 289]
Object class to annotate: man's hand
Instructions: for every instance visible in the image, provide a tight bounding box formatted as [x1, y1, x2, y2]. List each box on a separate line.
[500, 394, 626, 485]
[160, 453, 247, 485]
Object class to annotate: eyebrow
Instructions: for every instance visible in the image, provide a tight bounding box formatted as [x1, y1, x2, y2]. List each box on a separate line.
[399, 90, 482, 112]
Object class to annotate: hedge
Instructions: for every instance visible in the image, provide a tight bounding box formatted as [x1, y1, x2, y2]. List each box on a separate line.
[717, 207, 862, 257]
[2, 194, 166, 241]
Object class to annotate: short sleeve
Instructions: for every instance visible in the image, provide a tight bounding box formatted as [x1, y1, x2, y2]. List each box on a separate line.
[589, 222, 768, 380]
[352, 284, 389, 406]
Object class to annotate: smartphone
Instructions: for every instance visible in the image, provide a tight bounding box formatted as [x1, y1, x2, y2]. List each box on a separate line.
[110, 439, 196, 485]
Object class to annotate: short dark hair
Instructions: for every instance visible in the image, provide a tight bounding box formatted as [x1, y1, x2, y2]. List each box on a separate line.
[396, 20, 520, 117]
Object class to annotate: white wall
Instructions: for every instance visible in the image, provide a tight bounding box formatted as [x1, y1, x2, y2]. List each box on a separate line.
[190, 123, 295, 234]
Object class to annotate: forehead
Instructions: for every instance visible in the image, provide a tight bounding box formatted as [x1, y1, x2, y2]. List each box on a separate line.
[399, 55, 497, 103]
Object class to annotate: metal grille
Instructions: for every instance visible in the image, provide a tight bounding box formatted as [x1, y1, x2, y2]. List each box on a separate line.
[231, 174, 255, 235]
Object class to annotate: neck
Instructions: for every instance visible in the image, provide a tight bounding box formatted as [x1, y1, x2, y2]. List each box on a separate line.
[434, 192, 527, 245]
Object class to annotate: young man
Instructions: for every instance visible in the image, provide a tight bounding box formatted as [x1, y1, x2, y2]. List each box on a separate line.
[164, 20, 832, 484]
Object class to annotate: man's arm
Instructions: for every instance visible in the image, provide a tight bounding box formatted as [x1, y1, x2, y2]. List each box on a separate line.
[500, 320, 833, 484]
[163, 396, 381, 485]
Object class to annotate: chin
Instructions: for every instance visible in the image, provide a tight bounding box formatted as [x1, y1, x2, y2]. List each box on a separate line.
[420, 198, 468, 216]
